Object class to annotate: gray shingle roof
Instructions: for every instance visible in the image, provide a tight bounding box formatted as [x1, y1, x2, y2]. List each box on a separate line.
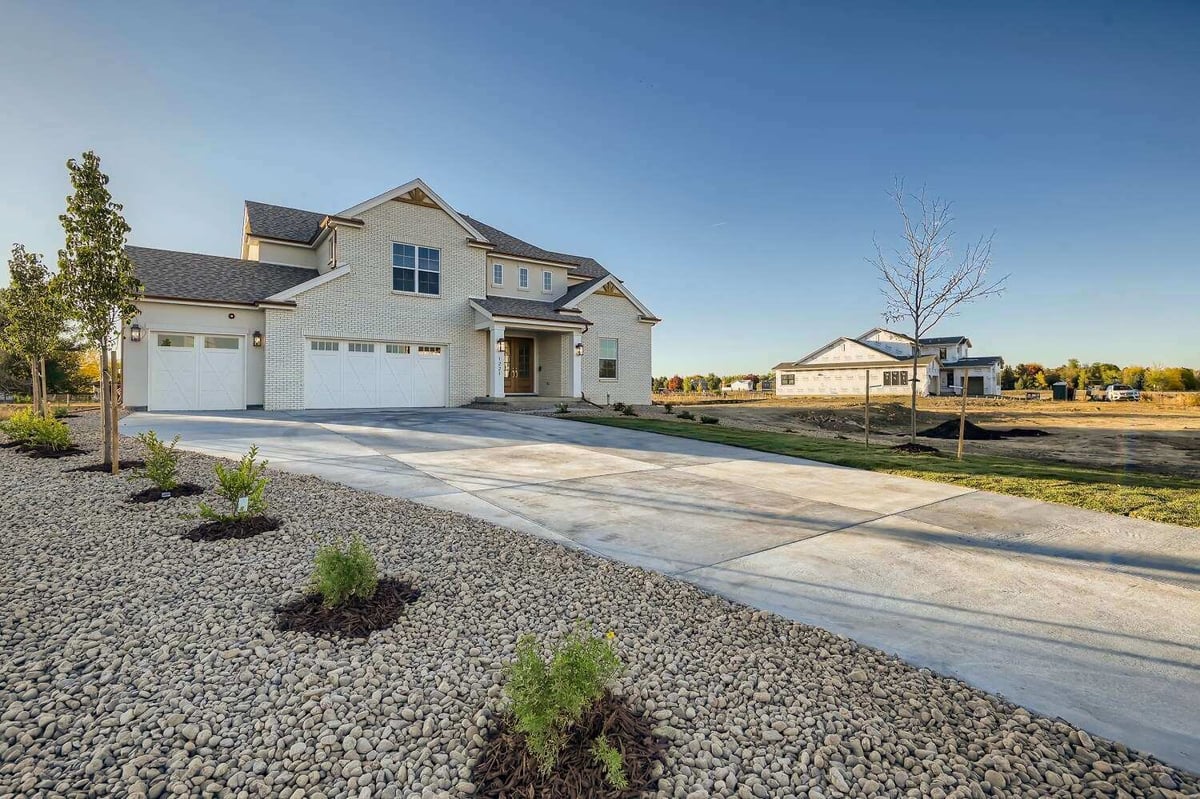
[919, 335, 969, 345]
[459, 215, 611, 280]
[128, 246, 315, 305]
[470, 296, 591, 325]
[245, 201, 327, 244]
[946, 355, 1003, 367]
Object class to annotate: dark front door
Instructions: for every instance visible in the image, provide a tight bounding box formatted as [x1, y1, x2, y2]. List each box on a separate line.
[504, 337, 534, 394]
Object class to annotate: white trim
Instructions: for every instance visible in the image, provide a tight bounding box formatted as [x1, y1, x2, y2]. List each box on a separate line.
[337, 178, 487, 242]
[264, 266, 351, 301]
[541, 270, 553, 293]
[249, 236, 317, 250]
[492, 263, 504, 286]
[569, 278, 657, 320]
[518, 266, 529, 290]
[139, 297, 262, 310]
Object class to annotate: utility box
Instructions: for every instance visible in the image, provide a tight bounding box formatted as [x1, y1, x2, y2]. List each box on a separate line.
[1051, 381, 1072, 401]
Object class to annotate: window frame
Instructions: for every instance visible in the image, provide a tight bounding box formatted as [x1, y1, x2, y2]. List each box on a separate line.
[391, 242, 441, 297]
[780, 373, 796, 386]
[598, 337, 618, 380]
[541, 270, 553, 293]
[518, 266, 530, 290]
[492, 263, 504, 286]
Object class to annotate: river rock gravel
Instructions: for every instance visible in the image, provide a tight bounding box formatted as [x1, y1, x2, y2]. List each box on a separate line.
[1, 412, 1196, 798]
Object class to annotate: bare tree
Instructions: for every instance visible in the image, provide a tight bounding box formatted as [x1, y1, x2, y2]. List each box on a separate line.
[869, 180, 1007, 445]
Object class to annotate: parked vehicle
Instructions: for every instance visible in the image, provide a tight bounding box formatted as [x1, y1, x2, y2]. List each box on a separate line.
[1105, 383, 1140, 402]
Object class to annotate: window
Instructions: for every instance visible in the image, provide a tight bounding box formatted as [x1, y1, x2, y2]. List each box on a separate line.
[939, 348, 947, 360]
[492, 263, 503, 285]
[310, 340, 339, 352]
[386, 344, 411, 355]
[204, 336, 239, 350]
[348, 342, 375, 353]
[418, 346, 442, 355]
[392, 243, 440, 295]
[327, 228, 339, 268]
[542, 270, 553, 292]
[157, 334, 194, 348]
[884, 370, 908, 386]
[598, 338, 618, 379]
[780, 373, 796, 386]
[518, 266, 529, 289]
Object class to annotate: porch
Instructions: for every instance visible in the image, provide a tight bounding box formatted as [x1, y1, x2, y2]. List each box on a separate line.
[477, 317, 584, 400]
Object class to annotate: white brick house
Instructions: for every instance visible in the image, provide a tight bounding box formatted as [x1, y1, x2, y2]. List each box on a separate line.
[122, 179, 659, 411]
[774, 327, 1004, 397]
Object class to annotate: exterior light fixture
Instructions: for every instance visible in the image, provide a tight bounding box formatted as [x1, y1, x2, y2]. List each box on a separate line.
[129, 323, 142, 343]
[252, 331, 263, 348]
[574, 342, 584, 357]
[497, 338, 506, 353]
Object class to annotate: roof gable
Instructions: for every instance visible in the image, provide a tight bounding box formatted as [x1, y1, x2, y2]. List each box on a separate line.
[338, 178, 485, 242]
[788, 336, 908, 367]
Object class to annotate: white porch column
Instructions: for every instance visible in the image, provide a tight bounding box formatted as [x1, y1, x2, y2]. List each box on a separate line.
[570, 331, 583, 398]
[489, 325, 506, 398]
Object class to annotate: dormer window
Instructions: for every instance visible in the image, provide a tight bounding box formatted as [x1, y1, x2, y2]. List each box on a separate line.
[492, 263, 503, 286]
[518, 266, 529, 289]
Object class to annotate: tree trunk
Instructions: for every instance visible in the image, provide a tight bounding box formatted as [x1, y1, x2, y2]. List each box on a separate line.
[910, 330, 920, 445]
[29, 359, 41, 417]
[40, 358, 49, 418]
[99, 346, 112, 466]
[109, 350, 120, 474]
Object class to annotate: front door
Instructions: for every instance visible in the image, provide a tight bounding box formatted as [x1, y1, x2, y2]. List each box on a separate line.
[504, 337, 534, 394]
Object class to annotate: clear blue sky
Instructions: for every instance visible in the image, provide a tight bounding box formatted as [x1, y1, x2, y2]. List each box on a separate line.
[2, 0, 1197, 374]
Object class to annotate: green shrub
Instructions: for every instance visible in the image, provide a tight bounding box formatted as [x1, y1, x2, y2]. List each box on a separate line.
[662, 403, 673, 414]
[0, 409, 39, 443]
[700, 415, 720, 425]
[554, 402, 570, 414]
[504, 627, 623, 774]
[311, 536, 379, 608]
[620, 405, 637, 416]
[28, 416, 72, 451]
[611, 401, 626, 412]
[136, 430, 181, 491]
[51, 406, 70, 419]
[676, 410, 695, 421]
[590, 735, 629, 790]
[199, 445, 269, 520]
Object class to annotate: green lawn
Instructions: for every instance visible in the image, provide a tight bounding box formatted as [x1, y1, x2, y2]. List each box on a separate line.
[569, 415, 1200, 527]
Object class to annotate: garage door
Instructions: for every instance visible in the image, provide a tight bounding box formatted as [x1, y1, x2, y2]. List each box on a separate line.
[149, 333, 246, 411]
[305, 340, 446, 408]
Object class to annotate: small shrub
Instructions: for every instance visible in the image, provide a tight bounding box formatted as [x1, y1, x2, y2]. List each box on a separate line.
[700, 415, 720, 425]
[620, 405, 637, 416]
[51, 406, 70, 419]
[136, 430, 181, 491]
[311, 536, 379, 608]
[28, 416, 72, 451]
[0, 409, 39, 443]
[504, 627, 623, 774]
[199, 444, 269, 521]
[676, 410, 695, 420]
[591, 735, 629, 790]
[662, 403, 673, 414]
[554, 402, 570, 414]
[611, 401, 626, 412]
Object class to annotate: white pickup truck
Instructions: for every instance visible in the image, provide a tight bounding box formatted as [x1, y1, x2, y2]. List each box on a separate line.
[1105, 384, 1140, 402]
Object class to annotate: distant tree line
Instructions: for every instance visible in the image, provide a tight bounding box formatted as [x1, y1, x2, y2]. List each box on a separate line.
[1002, 360, 1199, 392]
[653, 373, 770, 393]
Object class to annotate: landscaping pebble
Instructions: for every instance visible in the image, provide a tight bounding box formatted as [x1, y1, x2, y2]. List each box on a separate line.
[1, 412, 1197, 797]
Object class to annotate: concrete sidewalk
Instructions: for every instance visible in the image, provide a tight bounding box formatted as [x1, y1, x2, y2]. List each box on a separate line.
[122, 408, 1200, 771]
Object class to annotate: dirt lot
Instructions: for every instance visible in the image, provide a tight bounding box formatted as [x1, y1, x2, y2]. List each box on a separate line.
[643, 396, 1200, 479]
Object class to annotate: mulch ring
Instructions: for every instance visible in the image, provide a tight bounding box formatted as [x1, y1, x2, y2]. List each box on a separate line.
[273, 578, 421, 638]
[919, 419, 1050, 441]
[15, 444, 89, 459]
[183, 516, 281, 542]
[892, 442, 941, 455]
[128, 483, 205, 504]
[474, 690, 666, 799]
[67, 459, 146, 473]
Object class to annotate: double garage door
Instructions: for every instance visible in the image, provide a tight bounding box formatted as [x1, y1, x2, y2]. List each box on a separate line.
[149, 332, 246, 411]
[305, 339, 447, 409]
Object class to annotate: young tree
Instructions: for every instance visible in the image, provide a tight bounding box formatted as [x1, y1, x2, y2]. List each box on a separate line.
[0, 245, 67, 416]
[57, 151, 140, 471]
[667, 375, 683, 392]
[870, 181, 1007, 443]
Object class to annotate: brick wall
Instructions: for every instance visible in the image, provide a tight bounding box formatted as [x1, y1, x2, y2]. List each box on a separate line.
[578, 292, 653, 405]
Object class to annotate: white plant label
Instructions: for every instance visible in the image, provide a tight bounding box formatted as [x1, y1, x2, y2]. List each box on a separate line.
[237, 496, 249, 514]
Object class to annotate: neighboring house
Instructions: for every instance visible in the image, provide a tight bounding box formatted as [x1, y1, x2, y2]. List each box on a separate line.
[122, 179, 659, 411]
[723, 379, 757, 392]
[774, 327, 1003, 397]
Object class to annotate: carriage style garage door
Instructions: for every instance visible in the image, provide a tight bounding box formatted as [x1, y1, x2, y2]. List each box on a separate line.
[148, 332, 246, 411]
[305, 340, 447, 409]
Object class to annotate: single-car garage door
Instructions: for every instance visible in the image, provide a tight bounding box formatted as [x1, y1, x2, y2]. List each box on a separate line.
[148, 332, 246, 411]
[305, 339, 446, 408]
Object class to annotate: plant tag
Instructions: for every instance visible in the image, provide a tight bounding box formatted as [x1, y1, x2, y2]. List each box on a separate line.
[237, 496, 249, 514]
[161, 491, 171, 499]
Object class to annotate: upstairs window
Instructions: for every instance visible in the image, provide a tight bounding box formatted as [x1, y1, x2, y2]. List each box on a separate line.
[939, 348, 948, 360]
[492, 263, 504, 286]
[518, 266, 529, 289]
[542, 270, 553, 292]
[599, 338, 618, 379]
[392, 243, 440, 295]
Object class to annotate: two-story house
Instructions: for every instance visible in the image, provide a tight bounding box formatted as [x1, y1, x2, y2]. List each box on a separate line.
[121, 179, 659, 412]
[773, 327, 1003, 397]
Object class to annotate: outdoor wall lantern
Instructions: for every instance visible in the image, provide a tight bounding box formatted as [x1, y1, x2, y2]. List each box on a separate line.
[129, 323, 142, 343]
[574, 342, 584, 357]
[497, 338, 506, 353]
[252, 331, 263, 348]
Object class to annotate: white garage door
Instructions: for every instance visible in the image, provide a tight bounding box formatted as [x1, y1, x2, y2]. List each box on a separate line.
[148, 333, 246, 411]
[305, 340, 446, 409]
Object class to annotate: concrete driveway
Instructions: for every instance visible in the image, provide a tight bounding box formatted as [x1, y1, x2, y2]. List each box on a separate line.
[121, 408, 1200, 771]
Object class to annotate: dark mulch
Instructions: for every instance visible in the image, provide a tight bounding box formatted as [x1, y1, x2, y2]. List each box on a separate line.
[67, 459, 146, 473]
[128, 483, 205, 504]
[919, 419, 1049, 441]
[18, 445, 89, 459]
[892, 442, 941, 455]
[274, 578, 421, 638]
[183, 516, 281, 542]
[474, 691, 666, 799]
